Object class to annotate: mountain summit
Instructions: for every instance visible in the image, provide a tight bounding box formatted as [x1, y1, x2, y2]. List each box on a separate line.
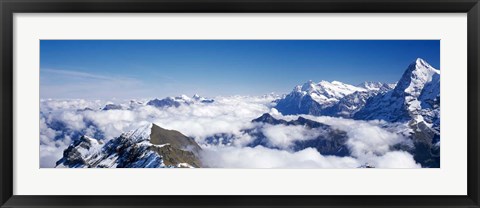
[353, 58, 440, 167]
[56, 123, 202, 168]
[275, 80, 366, 116]
[354, 58, 440, 125]
[272, 58, 440, 167]
[275, 79, 389, 116]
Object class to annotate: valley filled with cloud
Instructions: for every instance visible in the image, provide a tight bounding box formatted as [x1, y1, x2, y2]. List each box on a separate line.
[40, 40, 440, 169]
[40, 95, 421, 168]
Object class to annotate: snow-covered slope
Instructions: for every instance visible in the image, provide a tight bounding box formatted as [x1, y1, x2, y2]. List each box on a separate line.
[352, 58, 440, 167]
[322, 91, 380, 118]
[357, 81, 395, 92]
[299, 80, 366, 105]
[56, 123, 202, 168]
[354, 58, 440, 127]
[275, 80, 388, 116]
[321, 82, 395, 118]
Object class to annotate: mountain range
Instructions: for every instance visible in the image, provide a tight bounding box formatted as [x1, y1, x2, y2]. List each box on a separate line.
[275, 79, 395, 118]
[56, 123, 202, 168]
[97, 94, 215, 111]
[54, 58, 440, 168]
[274, 58, 440, 167]
[146, 94, 214, 108]
[275, 58, 439, 125]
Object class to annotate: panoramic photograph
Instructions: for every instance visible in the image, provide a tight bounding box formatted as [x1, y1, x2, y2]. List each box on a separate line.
[40, 40, 440, 168]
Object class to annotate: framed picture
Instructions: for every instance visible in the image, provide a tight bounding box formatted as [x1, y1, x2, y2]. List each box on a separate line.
[1, 0, 479, 207]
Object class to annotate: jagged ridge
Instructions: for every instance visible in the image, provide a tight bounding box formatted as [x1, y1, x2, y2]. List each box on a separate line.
[56, 123, 202, 168]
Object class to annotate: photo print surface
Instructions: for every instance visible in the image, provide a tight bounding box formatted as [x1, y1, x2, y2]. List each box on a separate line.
[40, 40, 440, 168]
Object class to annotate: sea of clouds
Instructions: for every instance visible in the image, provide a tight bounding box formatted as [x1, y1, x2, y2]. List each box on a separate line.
[40, 95, 421, 168]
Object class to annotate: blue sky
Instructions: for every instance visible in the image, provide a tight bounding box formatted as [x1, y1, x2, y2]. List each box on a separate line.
[40, 40, 440, 99]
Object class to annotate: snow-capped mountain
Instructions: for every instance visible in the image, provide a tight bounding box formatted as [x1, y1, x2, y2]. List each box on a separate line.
[354, 58, 440, 127]
[357, 81, 396, 92]
[298, 80, 367, 105]
[275, 80, 390, 116]
[56, 123, 202, 168]
[275, 58, 437, 121]
[147, 97, 183, 108]
[147, 94, 214, 108]
[49, 58, 440, 168]
[102, 103, 123, 111]
[322, 82, 395, 118]
[353, 58, 440, 167]
[322, 91, 381, 118]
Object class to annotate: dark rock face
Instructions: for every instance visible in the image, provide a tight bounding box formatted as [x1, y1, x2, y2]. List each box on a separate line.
[204, 133, 236, 146]
[252, 113, 288, 125]
[150, 123, 202, 155]
[291, 129, 349, 156]
[353, 90, 411, 122]
[408, 120, 440, 168]
[251, 113, 330, 129]
[323, 91, 382, 118]
[102, 104, 123, 111]
[147, 98, 181, 108]
[352, 59, 440, 168]
[200, 99, 214, 103]
[146, 95, 214, 109]
[290, 116, 330, 129]
[150, 144, 202, 168]
[56, 123, 203, 168]
[100, 134, 163, 168]
[322, 82, 394, 118]
[275, 93, 323, 116]
[354, 58, 440, 124]
[248, 113, 350, 157]
[56, 136, 95, 167]
[77, 107, 94, 112]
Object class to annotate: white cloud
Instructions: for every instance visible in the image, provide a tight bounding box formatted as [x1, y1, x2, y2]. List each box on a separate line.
[40, 117, 71, 168]
[200, 146, 360, 168]
[41, 68, 159, 99]
[39, 95, 422, 168]
[373, 151, 421, 168]
[297, 115, 414, 163]
[39, 96, 274, 167]
[42, 69, 118, 81]
[261, 124, 323, 149]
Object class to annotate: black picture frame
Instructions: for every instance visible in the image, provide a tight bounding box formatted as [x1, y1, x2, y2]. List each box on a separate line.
[1, 0, 479, 207]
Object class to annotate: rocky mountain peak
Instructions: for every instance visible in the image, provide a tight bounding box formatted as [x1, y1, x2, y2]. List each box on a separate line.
[56, 123, 202, 168]
[394, 58, 439, 97]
